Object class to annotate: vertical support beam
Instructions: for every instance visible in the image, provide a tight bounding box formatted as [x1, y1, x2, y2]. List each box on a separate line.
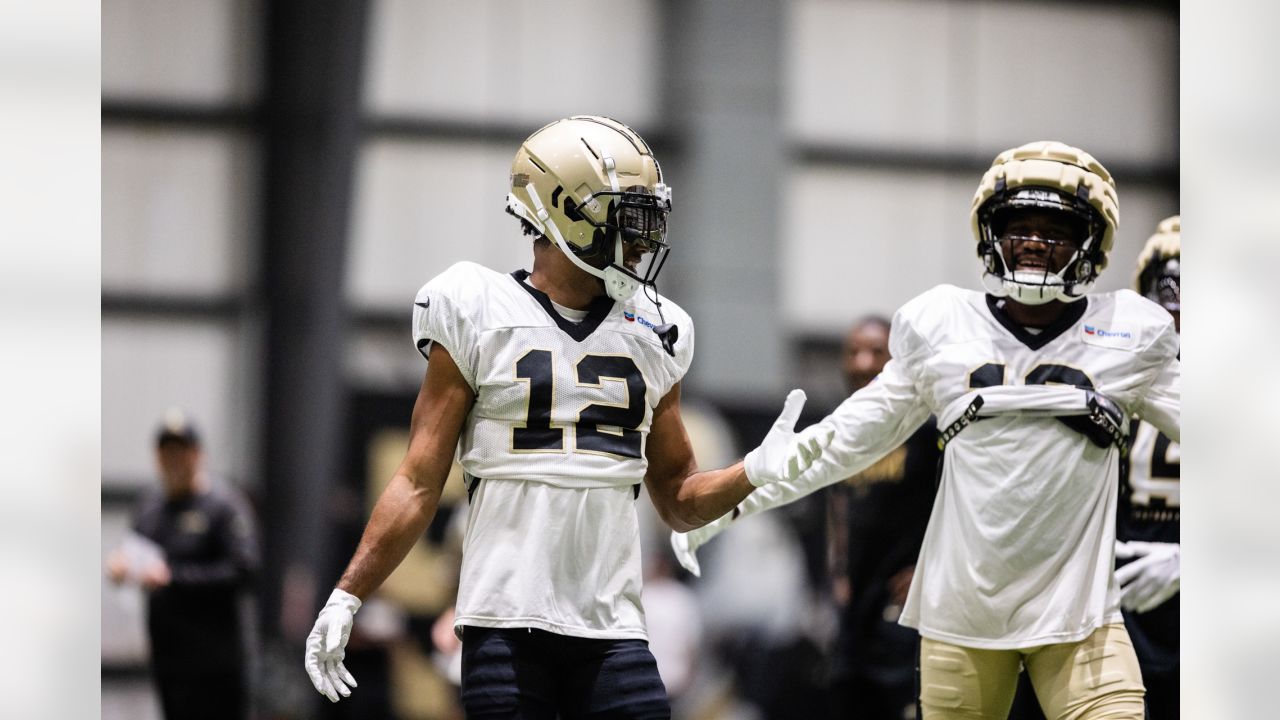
[258, 0, 369, 639]
[661, 0, 787, 400]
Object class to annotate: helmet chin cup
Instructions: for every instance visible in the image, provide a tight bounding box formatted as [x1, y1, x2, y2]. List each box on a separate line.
[543, 224, 639, 302]
[602, 265, 640, 302]
[983, 270, 1089, 306]
[1004, 272, 1066, 305]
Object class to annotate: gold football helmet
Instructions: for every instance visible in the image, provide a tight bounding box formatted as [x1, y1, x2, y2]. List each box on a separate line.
[971, 141, 1119, 305]
[507, 115, 672, 302]
[1134, 214, 1180, 311]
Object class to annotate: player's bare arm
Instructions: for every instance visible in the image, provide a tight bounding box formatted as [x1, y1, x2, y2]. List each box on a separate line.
[305, 342, 473, 702]
[337, 342, 475, 598]
[645, 384, 832, 533]
[643, 382, 754, 533]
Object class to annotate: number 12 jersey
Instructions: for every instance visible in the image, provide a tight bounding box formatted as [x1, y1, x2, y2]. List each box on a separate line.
[413, 261, 694, 640]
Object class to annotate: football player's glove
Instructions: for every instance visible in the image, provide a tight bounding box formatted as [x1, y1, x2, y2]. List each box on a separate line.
[743, 390, 833, 487]
[1115, 540, 1180, 613]
[671, 526, 709, 577]
[304, 588, 362, 702]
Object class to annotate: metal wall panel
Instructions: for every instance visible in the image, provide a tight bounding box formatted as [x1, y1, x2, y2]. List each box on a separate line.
[788, 0, 1177, 165]
[365, 0, 660, 126]
[102, 0, 261, 102]
[102, 128, 258, 295]
[347, 138, 529, 308]
[102, 318, 253, 487]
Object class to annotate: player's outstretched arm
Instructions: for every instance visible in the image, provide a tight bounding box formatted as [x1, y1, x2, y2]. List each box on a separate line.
[305, 343, 475, 702]
[645, 386, 831, 536]
[668, 361, 930, 576]
[643, 382, 753, 534]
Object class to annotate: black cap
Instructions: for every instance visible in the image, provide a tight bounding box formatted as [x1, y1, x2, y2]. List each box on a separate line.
[156, 408, 201, 447]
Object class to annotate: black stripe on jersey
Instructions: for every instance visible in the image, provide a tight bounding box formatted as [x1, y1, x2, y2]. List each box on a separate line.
[510, 269, 615, 342]
[984, 294, 1088, 351]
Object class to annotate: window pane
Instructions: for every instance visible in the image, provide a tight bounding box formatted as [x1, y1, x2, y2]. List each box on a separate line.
[102, 128, 258, 295]
[102, 318, 255, 487]
[365, 0, 659, 126]
[103, 0, 260, 103]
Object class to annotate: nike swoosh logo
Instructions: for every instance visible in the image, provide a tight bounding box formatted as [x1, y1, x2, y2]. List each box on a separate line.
[415, 300, 430, 309]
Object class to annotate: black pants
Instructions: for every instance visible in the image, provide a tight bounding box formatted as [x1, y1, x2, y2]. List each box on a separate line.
[460, 626, 671, 720]
[156, 671, 247, 720]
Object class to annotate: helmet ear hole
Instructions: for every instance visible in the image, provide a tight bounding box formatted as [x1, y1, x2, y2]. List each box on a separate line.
[563, 197, 583, 222]
[589, 227, 608, 257]
[1076, 258, 1095, 281]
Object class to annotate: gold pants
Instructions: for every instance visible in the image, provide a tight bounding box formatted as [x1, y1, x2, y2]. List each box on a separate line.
[919, 624, 1145, 719]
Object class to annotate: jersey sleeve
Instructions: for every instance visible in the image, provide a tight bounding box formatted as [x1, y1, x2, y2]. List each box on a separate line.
[639, 294, 695, 395]
[1134, 321, 1180, 442]
[802, 353, 934, 490]
[412, 263, 482, 390]
[672, 308, 696, 383]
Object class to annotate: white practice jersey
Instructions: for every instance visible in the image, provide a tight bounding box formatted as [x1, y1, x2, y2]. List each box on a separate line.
[412, 261, 694, 640]
[693, 284, 1179, 649]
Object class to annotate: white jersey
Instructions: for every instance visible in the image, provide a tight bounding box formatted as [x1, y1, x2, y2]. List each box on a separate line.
[693, 284, 1179, 649]
[412, 261, 694, 640]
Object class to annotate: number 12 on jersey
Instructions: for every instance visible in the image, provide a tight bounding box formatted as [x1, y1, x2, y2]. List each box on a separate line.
[513, 349, 647, 459]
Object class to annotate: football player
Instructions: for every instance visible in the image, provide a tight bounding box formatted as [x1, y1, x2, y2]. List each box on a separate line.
[1115, 214, 1181, 717]
[673, 141, 1180, 719]
[302, 116, 828, 718]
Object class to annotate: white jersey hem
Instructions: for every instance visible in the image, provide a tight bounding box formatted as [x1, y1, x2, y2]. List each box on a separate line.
[462, 473, 642, 491]
[455, 615, 649, 642]
[905, 610, 1124, 650]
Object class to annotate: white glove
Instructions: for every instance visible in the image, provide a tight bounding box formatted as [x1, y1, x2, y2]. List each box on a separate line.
[304, 588, 362, 702]
[743, 389, 833, 487]
[671, 527, 710, 577]
[1114, 540, 1180, 613]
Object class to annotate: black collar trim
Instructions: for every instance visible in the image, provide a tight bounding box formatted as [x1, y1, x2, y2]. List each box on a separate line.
[984, 294, 1088, 351]
[510, 270, 614, 342]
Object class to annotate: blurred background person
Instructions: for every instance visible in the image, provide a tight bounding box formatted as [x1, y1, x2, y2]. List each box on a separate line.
[107, 409, 260, 720]
[825, 316, 938, 720]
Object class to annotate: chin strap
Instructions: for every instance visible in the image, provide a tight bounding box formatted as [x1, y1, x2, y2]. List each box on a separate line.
[523, 184, 635, 300]
[643, 281, 678, 356]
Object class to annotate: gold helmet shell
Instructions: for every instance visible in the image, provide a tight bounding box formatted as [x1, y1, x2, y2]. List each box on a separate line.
[970, 141, 1119, 304]
[506, 116, 672, 302]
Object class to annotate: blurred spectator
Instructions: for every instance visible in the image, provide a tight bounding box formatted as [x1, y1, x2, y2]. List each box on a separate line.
[107, 409, 260, 720]
[824, 316, 938, 720]
[642, 549, 703, 705]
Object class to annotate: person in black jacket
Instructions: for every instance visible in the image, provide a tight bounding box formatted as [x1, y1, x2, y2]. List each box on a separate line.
[825, 316, 940, 720]
[108, 410, 260, 720]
